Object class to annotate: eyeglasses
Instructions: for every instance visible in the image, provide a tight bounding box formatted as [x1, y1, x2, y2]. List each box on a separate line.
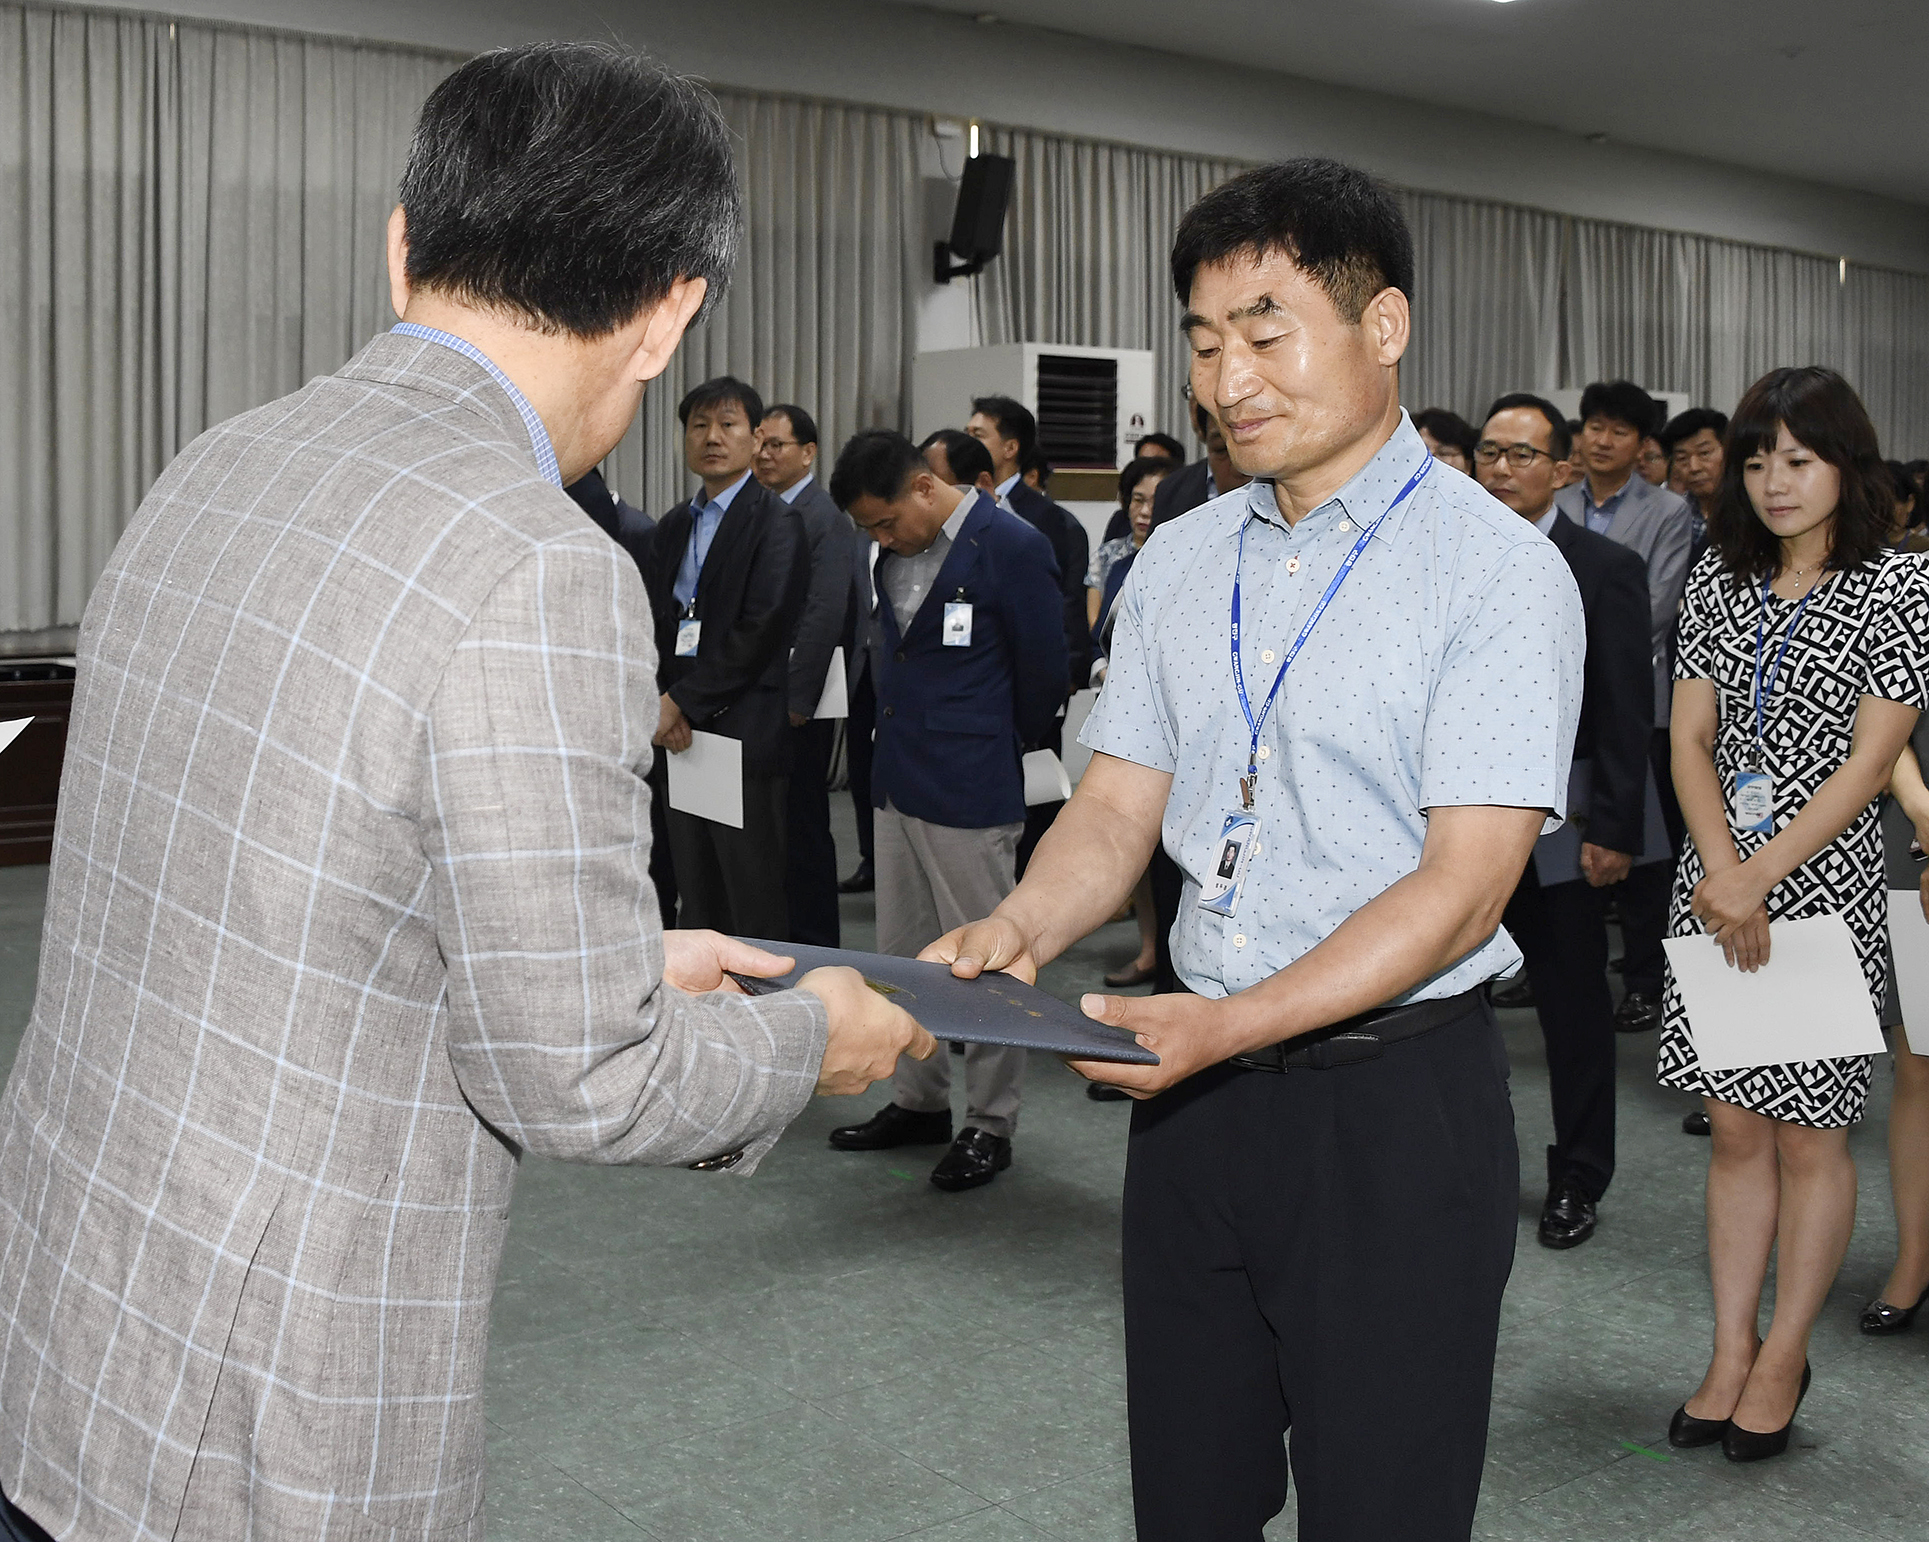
[759, 438, 801, 452]
[1474, 441, 1559, 468]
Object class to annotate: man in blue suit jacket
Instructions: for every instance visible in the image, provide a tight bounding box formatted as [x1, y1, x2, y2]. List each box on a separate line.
[823, 430, 1067, 1190]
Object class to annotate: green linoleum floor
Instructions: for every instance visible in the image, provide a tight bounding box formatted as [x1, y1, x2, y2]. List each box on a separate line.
[2, 797, 1926, 1539]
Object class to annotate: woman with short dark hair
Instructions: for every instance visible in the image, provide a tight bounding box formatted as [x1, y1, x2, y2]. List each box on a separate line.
[1661, 367, 1929, 1462]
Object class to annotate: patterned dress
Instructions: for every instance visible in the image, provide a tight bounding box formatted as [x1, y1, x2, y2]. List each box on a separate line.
[1657, 550, 1929, 1125]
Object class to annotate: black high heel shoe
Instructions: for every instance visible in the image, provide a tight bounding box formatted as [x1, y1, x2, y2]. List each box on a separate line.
[1667, 1402, 1729, 1448]
[1859, 1285, 1929, 1335]
[1722, 1361, 1811, 1463]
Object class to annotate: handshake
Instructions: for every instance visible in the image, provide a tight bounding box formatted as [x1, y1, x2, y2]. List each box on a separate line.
[662, 930, 937, 1093]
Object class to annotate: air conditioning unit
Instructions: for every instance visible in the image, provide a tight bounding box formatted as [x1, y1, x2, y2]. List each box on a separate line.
[912, 344, 1157, 471]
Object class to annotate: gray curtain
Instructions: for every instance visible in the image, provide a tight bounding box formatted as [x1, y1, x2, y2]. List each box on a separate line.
[7, 0, 1929, 637]
[602, 89, 925, 519]
[0, 0, 456, 633]
[973, 125, 1249, 444]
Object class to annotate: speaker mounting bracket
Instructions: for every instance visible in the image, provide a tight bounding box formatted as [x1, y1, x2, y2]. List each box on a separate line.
[934, 242, 990, 285]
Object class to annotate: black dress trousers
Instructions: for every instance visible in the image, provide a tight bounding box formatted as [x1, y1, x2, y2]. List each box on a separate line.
[667, 775, 791, 940]
[847, 668, 876, 870]
[1503, 864, 1618, 1200]
[1122, 999, 1517, 1542]
[785, 717, 842, 946]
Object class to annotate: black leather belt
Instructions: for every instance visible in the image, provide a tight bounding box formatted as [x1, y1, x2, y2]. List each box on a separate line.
[1228, 986, 1484, 1073]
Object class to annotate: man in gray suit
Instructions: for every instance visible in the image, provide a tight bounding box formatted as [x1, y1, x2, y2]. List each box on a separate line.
[1554, 379, 1696, 1033]
[756, 402, 857, 946]
[0, 44, 930, 1542]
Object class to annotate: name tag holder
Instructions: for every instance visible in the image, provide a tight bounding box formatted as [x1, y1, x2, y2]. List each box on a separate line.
[942, 592, 973, 647]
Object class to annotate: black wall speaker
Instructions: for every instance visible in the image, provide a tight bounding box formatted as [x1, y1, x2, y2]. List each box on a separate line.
[936, 153, 1015, 283]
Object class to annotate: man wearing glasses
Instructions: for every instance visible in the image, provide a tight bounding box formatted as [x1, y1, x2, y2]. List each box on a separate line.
[1478, 395, 1653, 1250]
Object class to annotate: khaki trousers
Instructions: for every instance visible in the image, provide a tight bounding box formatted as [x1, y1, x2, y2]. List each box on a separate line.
[877, 800, 1026, 1138]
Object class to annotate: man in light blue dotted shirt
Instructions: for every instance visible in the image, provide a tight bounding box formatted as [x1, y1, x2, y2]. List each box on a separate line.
[926, 160, 1583, 1542]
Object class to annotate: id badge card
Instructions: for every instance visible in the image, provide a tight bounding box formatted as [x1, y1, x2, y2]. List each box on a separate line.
[1733, 770, 1774, 834]
[1197, 811, 1260, 917]
[675, 618, 702, 658]
[942, 601, 973, 647]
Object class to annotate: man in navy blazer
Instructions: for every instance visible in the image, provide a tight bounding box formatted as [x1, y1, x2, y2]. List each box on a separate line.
[823, 430, 1067, 1190]
[1482, 395, 1653, 1251]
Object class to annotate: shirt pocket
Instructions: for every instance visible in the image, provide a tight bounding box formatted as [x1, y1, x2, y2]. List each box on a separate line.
[927, 708, 1001, 737]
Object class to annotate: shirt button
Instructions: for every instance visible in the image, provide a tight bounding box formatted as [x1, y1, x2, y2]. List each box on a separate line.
[1339, 520, 1353, 533]
[1257, 746, 1272, 761]
[1233, 934, 1247, 948]
[1260, 649, 1275, 663]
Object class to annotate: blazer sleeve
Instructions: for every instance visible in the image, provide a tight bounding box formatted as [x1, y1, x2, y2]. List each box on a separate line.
[1057, 510, 1093, 691]
[669, 502, 810, 726]
[1584, 543, 1656, 856]
[422, 538, 827, 1173]
[1005, 526, 1072, 747]
[1643, 496, 1695, 663]
[786, 494, 856, 716]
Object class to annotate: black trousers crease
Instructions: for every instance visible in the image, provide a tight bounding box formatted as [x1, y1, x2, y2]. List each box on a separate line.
[1122, 1000, 1517, 1542]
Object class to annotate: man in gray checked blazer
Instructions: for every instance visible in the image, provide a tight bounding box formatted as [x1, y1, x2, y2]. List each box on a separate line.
[0, 44, 929, 1542]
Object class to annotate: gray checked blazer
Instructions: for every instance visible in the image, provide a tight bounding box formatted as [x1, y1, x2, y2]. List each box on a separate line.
[0, 331, 829, 1541]
[1554, 474, 1694, 725]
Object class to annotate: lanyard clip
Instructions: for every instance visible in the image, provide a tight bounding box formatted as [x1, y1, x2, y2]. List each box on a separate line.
[1239, 774, 1256, 811]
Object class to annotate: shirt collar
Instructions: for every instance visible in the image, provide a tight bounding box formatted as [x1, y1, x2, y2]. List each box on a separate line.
[995, 471, 1021, 498]
[692, 468, 754, 516]
[390, 323, 561, 487]
[1243, 412, 1432, 538]
[775, 471, 814, 504]
[1533, 506, 1560, 536]
[941, 492, 979, 542]
[1583, 473, 1634, 514]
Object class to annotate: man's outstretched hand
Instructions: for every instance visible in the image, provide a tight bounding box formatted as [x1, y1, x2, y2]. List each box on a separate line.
[800, 966, 937, 1096]
[1065, 991, 1240, 1098]
[662, 930, 792, 994]
[918, 916, 1041, 984]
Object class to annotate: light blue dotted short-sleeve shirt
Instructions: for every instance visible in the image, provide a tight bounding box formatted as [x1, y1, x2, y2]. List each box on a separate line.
[1080, 413, 1585, 1005]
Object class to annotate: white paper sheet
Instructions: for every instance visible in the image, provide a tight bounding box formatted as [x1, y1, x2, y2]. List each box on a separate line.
[0, 718, 33, 757]
[1663, 913, 1885, 1073]
[666, 731, 744, 829]
[812, 647, 848, 720]
[1887, 890, 1929, 1056]
[1022, 749, 1071, 806]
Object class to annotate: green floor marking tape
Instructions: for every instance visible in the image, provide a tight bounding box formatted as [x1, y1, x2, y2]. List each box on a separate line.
[1619, 1441, 1672, 1462]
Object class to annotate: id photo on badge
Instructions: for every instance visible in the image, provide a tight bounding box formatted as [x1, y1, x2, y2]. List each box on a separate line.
[1199, 811, 1259, 917]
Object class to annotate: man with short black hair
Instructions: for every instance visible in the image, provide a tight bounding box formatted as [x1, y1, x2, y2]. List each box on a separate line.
[1661, 406, 1728, 546]
[1134, 430, 1188, 463]
[825, 431, 1066, 1190]
[0, 44, 929, 1542]
[919, 427, 1002, 501]
[1555, 379, 1695, 1034]
[756, 402, 856, 947]
[642, 376, 810, 938]
[928, 157, 1582, 1541]
[1480, 393, 1653, 1251]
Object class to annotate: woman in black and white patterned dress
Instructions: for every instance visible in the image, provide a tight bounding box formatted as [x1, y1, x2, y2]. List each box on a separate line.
[1661, 368, 1929, 1462]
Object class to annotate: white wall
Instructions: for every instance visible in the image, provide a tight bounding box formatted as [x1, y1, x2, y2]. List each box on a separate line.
[58, 0, 1929, 275]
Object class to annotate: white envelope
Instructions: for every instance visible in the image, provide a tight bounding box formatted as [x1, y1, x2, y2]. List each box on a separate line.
[1022, 749, 1071, 806]
[812, 646, 848, 719]
[1664, 913, 1885, 1074]
[0, 718, 32, 756]
[1886, 890, 1929, 1056]
[666, 731, 743, 829]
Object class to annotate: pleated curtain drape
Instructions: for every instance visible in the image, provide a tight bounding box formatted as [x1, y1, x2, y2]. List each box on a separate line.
[601, 91, 927, 519]
[4, 0, 1928, 636]
[0, 1, 457, 633]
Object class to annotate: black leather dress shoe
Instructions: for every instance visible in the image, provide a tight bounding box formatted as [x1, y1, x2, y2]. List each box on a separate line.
[1683, 1108, 1712, 1136]
[837, 860, 875, 894]
[1860, 1285, 1929, 1335]
[1723, 1362, 1810, 1463]
[1667, 1403, 1729, 1448]
[1491, 974, 1535, 1010]
[1614, 991, 1662, 1032]
[1085, 1081, 1130, 1102]
[930, 1126, 1011, 1191]
[828, 1104, 952, 1151]
[1537, 1183, 1598, 1249]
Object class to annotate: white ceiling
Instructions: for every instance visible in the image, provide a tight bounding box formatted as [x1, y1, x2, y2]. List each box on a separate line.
[897, 0, 1929, 206]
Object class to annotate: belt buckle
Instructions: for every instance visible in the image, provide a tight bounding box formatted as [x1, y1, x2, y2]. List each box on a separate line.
[1287, 1031, 1385, 1071]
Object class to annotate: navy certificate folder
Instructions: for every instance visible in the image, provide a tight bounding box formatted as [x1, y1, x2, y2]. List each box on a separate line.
[728, 940, 1161, 1065]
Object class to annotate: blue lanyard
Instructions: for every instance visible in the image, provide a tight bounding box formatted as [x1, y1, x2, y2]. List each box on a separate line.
[1229, 459, 1431, 803]
[1751, 576, 1820, 749]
